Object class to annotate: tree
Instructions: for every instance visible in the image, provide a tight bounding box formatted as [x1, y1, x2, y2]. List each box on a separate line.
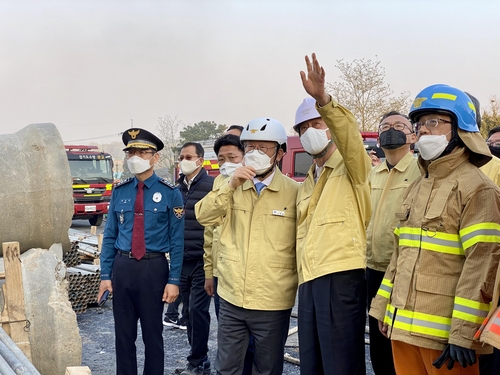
[326, 58, 411, 132]
[179, 121, 226, 144]
[480, 96, 500, 139]
[156, 115, 184, 182]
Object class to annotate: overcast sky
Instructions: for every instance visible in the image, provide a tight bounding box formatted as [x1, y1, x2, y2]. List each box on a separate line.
[0, 0, 499, 144]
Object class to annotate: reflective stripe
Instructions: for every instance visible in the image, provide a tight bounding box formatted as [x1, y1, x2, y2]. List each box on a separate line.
[393, 308, 451, 339]
[394, 226, 400, 236]
[377, 278, 393, 299]
[468, 101, 476, 112]
[460, 223, 500, 250]
[398, 227, 464, 255]
[432, 93, 457, 101]
[453, 296, 490, 324]
[384, 304, 395, 325]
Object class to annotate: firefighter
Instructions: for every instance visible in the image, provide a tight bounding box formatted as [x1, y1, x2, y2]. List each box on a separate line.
[365, 111, 421, 375]
[294, 53, 371, 375]
[195, 118, 299, 375]
[369, 84, 500, 375]
[465, 93, 500, 375]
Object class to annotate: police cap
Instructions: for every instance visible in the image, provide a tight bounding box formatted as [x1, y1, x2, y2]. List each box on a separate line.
[122, 128, 164, 152]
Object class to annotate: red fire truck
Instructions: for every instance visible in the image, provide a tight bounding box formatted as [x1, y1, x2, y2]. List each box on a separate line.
[65, 145, 114, 226]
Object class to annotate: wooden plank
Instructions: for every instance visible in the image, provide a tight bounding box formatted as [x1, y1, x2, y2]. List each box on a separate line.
[65, 366, 92, 375]
[97, 234, 103, 252]
[90, 226, 97, 236]
[2, 242, 31, 360]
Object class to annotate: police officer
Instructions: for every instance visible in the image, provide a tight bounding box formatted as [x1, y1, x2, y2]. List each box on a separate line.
[98, 128, 184, 375]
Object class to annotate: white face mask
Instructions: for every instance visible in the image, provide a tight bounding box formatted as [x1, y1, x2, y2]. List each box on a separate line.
[220, 162, 242, 178]
[416, 134, 449, 161]
[244, 150, 274, 175]
[300, 127, 330, 155]
[127, 155, 153, 175]
[179, 158, 201, 175]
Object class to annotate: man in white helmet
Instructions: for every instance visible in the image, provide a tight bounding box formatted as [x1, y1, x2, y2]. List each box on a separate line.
[195, 118, 300, 375]
[294, 53, 372, 375]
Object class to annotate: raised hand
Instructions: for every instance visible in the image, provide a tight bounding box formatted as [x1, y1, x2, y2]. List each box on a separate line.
[300, 53, 330, 106]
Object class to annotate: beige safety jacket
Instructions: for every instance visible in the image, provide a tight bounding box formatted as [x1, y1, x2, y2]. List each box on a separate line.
[370, 147, 500, 353]
[296, 98, 372, 285]
[195, 169, 299, 310]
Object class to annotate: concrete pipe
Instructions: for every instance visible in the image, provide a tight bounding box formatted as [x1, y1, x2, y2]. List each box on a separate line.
[0, 123, 73, 255]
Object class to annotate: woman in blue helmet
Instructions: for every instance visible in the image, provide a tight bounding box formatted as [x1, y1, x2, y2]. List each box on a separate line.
[369, 84, 500, 374]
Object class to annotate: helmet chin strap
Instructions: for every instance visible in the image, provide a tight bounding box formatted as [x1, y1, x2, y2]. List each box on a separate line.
[437, 126, 464, 159]
[308, 140, 333, 159]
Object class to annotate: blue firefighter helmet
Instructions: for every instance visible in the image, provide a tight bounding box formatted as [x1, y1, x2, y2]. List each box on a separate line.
[409, 84, 479, 132]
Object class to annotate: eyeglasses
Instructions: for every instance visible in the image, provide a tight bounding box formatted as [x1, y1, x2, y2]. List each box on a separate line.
[125, 150, 155, 158]
[244, 144, 277, 155]
[487, 141, 500, 148]
[378, 122, 412, 133]
[178, 155, 199, 161]
[414, 118, 452, 133]
[299, 121, 325, 135]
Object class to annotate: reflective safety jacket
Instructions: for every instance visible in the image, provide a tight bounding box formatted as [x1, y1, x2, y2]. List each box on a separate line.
[199, 173, 228, 278]
[366, 152, 421, 272]
[369, 147, 500, 353]
[195, 169, 299, 310]
[480, 155, 500, 187]
[296, 98, 371, 285]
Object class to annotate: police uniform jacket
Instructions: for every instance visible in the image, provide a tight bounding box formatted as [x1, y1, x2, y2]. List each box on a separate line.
[100, 173, 185, 284]
[366, 152, 421, 272]
[198, 173, 228, 279]
[369, 147, 500, 353]
[176, 169, 214, 262]
[296, 98, 372, 285]
[195, 169, 300, 311]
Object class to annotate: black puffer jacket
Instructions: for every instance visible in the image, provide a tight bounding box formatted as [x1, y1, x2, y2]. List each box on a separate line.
[176, 169, 214, 261]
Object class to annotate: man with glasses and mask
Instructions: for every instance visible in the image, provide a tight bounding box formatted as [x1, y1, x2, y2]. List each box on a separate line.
[98, 128, 184, 375]
[365, 111, 421, 375]
[293, 53, 371, 375]
[370, 84, 500, 375]
[173, 142, 214, 375]
[195, 118, 299, 375]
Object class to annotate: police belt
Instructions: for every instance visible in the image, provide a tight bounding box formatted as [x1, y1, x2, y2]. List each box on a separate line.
[117, 250, 165, 259]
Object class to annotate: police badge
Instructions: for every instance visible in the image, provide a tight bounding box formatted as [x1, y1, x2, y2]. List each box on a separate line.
[173, 206, 185, 219]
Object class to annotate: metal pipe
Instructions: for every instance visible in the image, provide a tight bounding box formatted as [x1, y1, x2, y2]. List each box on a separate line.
[0, 327, 40, 374]
[0, 353, 17, 375]
[0, 338, 33, 374]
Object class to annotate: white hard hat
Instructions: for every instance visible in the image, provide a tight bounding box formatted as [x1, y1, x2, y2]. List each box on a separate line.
[240, 118, 287, 152]
[294, 98, 321, 133]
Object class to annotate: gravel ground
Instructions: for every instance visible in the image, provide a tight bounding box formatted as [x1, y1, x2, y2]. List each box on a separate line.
[73, 220, 375, 375]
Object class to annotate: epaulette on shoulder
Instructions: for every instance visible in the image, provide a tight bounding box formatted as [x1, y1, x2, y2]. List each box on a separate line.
[115, 178, 133, 188]
[159, 179, 176, 189]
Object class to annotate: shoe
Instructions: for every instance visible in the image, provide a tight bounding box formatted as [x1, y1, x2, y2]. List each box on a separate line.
[163, 317, 180, 328]
[178, 318, 187, 330]
[179, 359, 211, 375]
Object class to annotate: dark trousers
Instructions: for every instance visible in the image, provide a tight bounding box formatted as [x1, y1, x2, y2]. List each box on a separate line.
[214, 276, 220, 320]
[180, 259, 211, 367]
[165, 294, 187, 321]
[213, 278, 254, 374]
[298, 269, 366, 375]
[479, 348, 500, 374]
[216, 298, 291, 375]
[112, 253, 169, 375]
[366, 267, 396, 375]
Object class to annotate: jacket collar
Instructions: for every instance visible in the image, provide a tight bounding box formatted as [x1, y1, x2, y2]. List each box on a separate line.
[307, 149, 343, 180]
[375, 152, 416, 174]
[134, 172, 157, 189]
[242, 168, 285, 192]
[177, 168, 208, 187]
[419, 147, 470, 178]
